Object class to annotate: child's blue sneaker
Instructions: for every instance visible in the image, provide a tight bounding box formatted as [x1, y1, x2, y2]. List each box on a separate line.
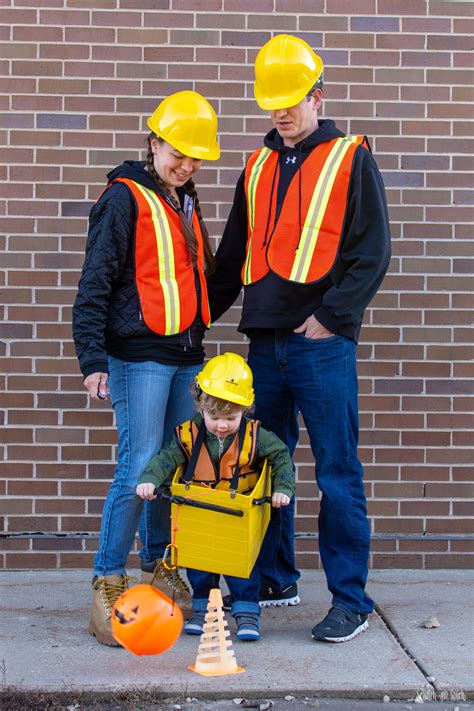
[184, 611, 206, 635]
[235, 613, 260, 641]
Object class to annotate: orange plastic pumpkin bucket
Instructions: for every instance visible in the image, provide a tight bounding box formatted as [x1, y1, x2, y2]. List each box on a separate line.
[111, 584, 183, 656]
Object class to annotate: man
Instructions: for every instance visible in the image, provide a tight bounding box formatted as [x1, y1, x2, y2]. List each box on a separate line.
[207, 34, 391, 643]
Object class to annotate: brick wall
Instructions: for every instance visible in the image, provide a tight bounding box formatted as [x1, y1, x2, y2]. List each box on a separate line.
[1, 0, 473, 570]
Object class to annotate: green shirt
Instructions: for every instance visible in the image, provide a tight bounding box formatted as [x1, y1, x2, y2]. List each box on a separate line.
[139, 414, 295, 498]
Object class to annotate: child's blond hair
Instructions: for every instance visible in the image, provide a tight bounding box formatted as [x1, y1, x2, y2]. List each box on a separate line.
[194, 391, 249, 417]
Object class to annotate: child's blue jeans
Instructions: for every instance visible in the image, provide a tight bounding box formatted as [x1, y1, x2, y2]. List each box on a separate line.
[187, 565, 261, 617]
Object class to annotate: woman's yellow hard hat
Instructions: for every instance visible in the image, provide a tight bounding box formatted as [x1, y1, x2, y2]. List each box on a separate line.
[254, 34, 324, 111]
[196, 352, 254, 408]
[147, 90, 220, 161]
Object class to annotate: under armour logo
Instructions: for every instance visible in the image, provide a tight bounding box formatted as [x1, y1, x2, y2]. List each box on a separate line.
[285, 156, 297, 164]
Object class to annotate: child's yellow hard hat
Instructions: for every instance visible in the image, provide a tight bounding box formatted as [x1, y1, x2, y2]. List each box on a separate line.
[147, 90, 220, 160]
[196, 352, 254, 407]
[254, 34, 323, 111]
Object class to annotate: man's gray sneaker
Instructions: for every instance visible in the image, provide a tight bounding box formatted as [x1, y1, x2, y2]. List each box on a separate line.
[259, 583, 300, 607]
[312, 605, 368, 643]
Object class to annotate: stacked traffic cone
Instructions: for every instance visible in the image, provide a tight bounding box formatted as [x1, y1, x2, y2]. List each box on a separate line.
[188, 588, 245, 677]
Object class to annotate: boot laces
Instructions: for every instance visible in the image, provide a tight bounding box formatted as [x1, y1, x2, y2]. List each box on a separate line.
[93, 575, 137, 617]
[154, 561, 190, 594]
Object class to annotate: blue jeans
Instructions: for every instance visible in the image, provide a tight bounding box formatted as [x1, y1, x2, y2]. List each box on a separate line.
[93, 356, 201, 577]
[187, 565, 261, 617]
[248, 330, 373, 615]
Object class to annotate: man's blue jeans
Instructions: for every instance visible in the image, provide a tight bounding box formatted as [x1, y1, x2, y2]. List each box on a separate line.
[93, 356, 201, 577]
[249, 330, 373, 615]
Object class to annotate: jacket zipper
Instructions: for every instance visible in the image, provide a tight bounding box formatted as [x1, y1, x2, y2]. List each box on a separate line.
[217, 437, 225, 459]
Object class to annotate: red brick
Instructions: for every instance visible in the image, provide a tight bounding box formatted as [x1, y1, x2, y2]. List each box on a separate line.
[426, 554, 473, 569]
[6, 553, 57, 568]
[39, 43, 89, 60]
[377, 34, 424, 50]
[248, 14, 297, 31]
[36, 499, 86, 514]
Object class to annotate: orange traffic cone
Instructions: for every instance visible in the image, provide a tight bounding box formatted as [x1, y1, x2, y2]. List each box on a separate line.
[188, 588, 245, 676]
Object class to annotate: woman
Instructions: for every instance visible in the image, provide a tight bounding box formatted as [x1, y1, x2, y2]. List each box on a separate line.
[72, 91, 220, 646]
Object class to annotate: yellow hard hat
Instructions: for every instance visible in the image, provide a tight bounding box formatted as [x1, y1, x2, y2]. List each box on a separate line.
[254, 34, 324, 111]
[147, 90, 220, 161]
[196, 352, 254, 408]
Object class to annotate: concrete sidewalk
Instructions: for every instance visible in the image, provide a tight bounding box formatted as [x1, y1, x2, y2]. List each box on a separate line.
[1, 569, 472, 703]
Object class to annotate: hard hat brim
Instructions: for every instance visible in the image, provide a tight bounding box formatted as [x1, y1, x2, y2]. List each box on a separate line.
[254, 82, 314, 111]
[196, 376, 254, 408]
[147, 119, 220, 161]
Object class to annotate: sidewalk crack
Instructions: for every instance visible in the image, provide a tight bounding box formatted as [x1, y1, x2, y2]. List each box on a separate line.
[374, 602, 438, 700]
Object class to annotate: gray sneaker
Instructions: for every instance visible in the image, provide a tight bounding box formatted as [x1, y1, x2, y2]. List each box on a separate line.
[235, 613, 260, 641]
[312, 605, 368, 643]
[184, 611, 206, 635]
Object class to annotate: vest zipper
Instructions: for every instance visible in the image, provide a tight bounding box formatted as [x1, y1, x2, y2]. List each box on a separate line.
[217, 437, 225, 459]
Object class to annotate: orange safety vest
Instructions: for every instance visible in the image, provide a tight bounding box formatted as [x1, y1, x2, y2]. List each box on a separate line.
[242, 135, 368, 286]
[115, 177, 211, 336]
[175, 418, 261, 494]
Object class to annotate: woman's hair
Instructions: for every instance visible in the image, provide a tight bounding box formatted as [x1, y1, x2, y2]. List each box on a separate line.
[194, 391, 248, 417]
[146, 134, 216, 274]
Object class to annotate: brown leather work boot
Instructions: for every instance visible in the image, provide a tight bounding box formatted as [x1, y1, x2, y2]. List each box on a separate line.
[141, 559, 192, 612]
[88, 574, 134, 647]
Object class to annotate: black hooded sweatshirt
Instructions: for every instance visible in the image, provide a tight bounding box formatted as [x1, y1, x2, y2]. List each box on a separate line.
[72, 160, 206, 378]
[207, 119, 391, 343]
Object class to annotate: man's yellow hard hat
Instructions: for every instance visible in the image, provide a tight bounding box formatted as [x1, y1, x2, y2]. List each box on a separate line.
[147, 90, 220, 160]
[254, 34, 324, 111]
[196, 352, 254, 408]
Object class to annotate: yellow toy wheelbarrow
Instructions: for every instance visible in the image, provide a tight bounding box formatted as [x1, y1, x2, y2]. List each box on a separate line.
[159, 460, 272, 579]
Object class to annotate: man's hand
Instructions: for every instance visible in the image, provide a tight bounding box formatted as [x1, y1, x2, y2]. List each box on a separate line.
[136, 483, 157, 500]
[83, 372, 109, 400]
[294, 314, 333, 339]
[272, 492, 290, 508]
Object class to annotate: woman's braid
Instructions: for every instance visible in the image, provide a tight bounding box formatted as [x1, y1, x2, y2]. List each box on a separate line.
[146, 138, 198, 264]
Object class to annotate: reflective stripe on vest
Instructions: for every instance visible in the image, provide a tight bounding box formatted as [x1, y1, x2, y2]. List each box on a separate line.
[242, 136, 367, 285]
[176, 419, 260, 494]
[115, 177, 210, 335]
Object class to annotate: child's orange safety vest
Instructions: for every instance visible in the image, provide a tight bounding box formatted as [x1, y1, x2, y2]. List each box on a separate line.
[175, 418, 261, 494]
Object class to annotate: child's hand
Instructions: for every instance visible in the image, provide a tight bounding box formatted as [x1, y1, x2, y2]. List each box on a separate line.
[136, 483, 156, 500]
[272, 492, 290, 508]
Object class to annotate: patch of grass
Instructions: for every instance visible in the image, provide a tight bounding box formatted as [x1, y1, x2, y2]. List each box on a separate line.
[0, 687, 187, 710]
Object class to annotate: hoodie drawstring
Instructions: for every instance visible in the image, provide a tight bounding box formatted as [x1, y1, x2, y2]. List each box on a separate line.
[296, 143, 303, 251]
[261, 157, 279, 248]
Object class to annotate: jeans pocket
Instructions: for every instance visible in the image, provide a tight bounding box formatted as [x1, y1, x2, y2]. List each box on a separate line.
[300, 333, 342, 343]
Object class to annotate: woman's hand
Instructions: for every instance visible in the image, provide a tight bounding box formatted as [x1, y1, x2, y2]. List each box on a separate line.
[83, 372, 109, 400]
[272, 492, 290, 508]
[136, 483, 157, 500]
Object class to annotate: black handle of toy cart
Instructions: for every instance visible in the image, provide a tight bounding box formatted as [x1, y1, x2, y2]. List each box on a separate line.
[155, 489, 244, 518]
[252, 496, 272, 506]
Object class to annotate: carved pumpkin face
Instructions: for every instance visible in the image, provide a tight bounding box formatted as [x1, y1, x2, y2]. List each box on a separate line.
[111, 584, 183, 656]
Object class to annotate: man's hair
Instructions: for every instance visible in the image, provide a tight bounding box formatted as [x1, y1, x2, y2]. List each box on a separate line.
[194, 391, 248, 417]
[307, 75, 324, 98]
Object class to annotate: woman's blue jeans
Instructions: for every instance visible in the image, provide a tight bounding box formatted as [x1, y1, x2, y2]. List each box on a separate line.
[249, 330, 373, 615]
[93, 356, 201, 577]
